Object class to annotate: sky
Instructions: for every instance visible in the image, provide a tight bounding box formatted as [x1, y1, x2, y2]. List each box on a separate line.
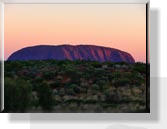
[4, 4, 146, 62]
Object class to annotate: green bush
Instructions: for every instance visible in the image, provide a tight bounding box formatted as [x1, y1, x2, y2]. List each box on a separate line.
[66, 88, 75, 95]
[133, 62, 146, 73]
[43, 72, 55, 80]
[112, 71, 122, 79]
[92, 84, 100, 90]
[113, 78, 131, 87]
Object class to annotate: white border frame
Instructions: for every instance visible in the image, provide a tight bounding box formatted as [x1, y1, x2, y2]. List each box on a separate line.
[2, 0, 149, 4]
[0, 2, 4, 111]
[0, 0, 150, 119]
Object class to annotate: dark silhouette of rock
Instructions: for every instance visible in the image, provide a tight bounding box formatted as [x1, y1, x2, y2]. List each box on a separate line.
[8, 45, 135, 63]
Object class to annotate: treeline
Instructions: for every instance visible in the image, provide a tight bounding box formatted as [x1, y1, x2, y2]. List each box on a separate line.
[4, 60, 149, 112]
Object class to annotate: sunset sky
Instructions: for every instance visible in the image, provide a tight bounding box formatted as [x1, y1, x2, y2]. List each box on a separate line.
[4, 4, 146, 62]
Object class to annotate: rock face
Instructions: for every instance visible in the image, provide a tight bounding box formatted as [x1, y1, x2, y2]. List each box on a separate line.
[8, 45, 135, 63]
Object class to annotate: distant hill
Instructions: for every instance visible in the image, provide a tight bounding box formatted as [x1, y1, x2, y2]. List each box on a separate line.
[8, 45, 135, 63]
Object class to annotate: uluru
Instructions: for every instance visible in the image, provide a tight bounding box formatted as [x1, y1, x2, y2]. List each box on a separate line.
[7, 45, 135, 63]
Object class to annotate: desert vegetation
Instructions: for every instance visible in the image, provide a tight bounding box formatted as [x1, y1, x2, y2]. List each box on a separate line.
[3, 60, 149, 112]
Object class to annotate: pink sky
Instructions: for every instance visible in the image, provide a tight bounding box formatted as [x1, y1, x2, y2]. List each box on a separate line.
[4, 4, 146, 62]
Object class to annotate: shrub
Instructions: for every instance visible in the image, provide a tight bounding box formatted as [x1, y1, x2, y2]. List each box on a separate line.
[43, 72, 55, 80]
[104, 89, 119, 103]
[92, 84, 100, 90]
[66, 88, 75, 95]
[91, 61, 102, 68]
[112, 71, 121, 79]
[59, 88, 65, 96]
[133, 62, 146, 73]
[113, 78, 131, 87]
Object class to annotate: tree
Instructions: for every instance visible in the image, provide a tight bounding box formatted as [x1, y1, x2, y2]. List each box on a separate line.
[4, 77, 32, 112]
[36, 82, 55, 111]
